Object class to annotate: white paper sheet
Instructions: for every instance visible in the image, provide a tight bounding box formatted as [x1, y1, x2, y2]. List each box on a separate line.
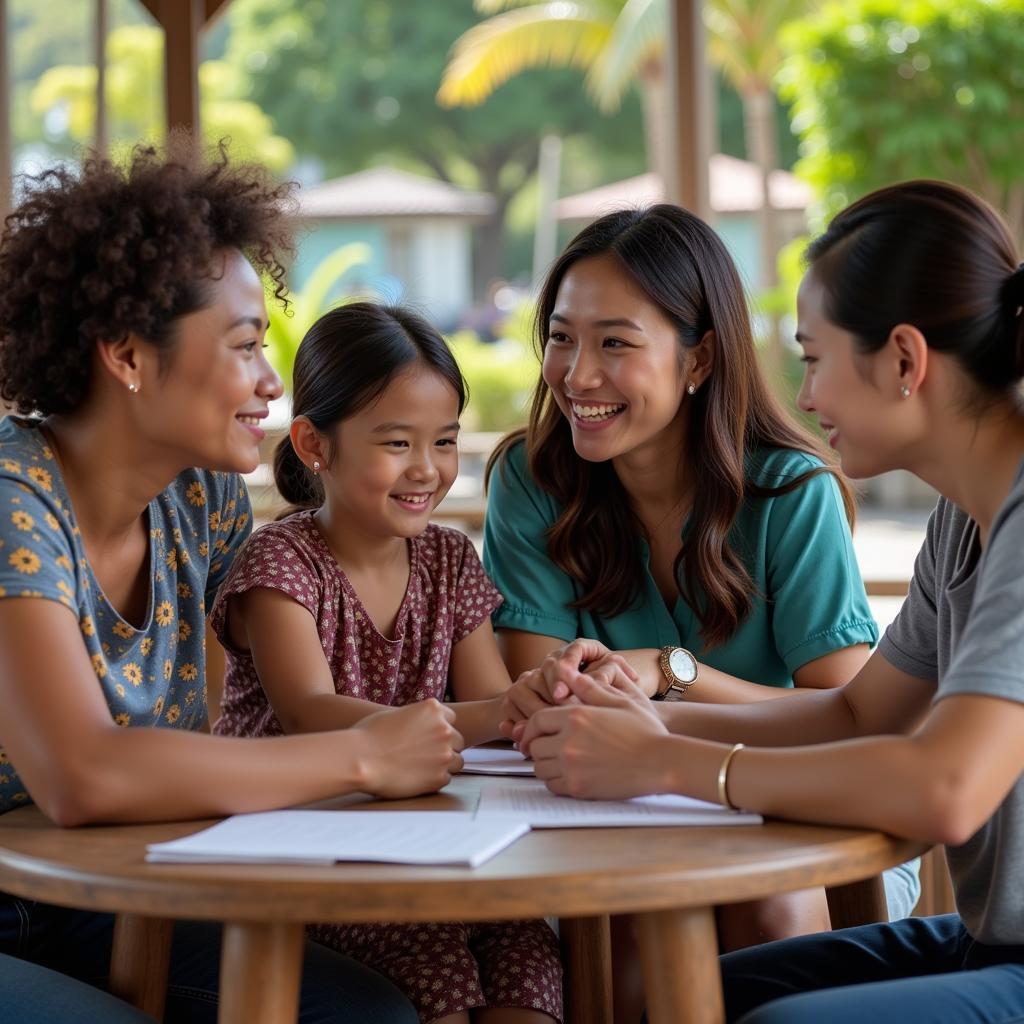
[475, 780, 762, 827]
[145, 811, 529, 867]
[459, 747, 535, 776]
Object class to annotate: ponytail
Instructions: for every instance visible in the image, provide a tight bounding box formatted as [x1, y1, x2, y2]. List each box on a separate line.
[272, 434, 322, 514]
[1005, 263, 1024, 379]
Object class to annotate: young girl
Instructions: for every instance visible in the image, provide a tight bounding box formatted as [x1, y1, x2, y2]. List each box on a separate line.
[211, 302, 562, 1024]
[518, 180, 1024, 1024]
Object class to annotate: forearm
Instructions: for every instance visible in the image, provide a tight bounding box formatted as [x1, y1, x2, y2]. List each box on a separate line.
[657, 686, 860, 746]
[659, 731, 959, 845]
[620, 648, 840, 704]
[450, 698, 503, 747]
[278, 692, 392, 733]
[48, 727, 373, 826]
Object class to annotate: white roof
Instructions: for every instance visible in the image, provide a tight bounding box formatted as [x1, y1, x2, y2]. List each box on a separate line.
[296, 166, 496, 219]
[555, 154, 812, 220]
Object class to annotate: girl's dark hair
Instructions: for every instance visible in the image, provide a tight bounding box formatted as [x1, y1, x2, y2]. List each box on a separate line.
[274, 302, 467, 510]
[806, 180, 1024, 396]
[0, 136, 295, 416]
[487, 204, 852, 650]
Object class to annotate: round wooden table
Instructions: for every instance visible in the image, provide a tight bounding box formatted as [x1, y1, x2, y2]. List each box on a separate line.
[0, 777, 923, 1024]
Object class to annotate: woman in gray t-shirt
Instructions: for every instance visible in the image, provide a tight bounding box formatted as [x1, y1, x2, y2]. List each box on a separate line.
[514, 180, 1024, 1023]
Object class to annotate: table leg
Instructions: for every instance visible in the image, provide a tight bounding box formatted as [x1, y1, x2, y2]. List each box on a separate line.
[217, 921, 304, 1024]
[826, 873, 889, 929]
[109, 913, 174, 1020]
[635, 906, 723, 1024]
[560, 915, 612, 1024]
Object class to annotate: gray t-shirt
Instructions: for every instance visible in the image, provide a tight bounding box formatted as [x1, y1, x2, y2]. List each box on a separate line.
[880, 459, 1024, 944]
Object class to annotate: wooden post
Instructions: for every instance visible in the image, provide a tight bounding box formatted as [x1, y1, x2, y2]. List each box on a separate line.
[0, 0, 11, 225]
[666, 0, 711, 221]
[160, 0, 203, 138]
[95, 0, 109, 157]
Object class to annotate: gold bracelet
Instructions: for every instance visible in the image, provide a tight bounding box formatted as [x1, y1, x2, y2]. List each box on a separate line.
[716, 743, 745, 810]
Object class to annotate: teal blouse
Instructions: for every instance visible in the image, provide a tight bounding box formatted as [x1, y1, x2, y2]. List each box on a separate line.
[483, 441, 878, 687]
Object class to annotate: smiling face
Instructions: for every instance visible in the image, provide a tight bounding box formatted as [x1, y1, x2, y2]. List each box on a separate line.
[541, 254, 693, 464]
[318, 363, 461, 541]
[139, 249, 282, 474]
[795, 272, 909, 479]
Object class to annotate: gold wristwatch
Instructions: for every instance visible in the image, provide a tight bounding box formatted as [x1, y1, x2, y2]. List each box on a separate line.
[653, 646, 698, 701]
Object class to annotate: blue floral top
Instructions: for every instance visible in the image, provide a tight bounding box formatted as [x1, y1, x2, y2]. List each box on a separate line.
[0, 417, 252, 813]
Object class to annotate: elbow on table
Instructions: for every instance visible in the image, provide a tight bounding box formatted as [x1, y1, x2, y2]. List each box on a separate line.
[31, 754, 125, 828]
[916, 778, 987, 848]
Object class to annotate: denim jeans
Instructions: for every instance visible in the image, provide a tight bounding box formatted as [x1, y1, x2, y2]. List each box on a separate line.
[721, 914, 1024, 1024]
[0, 895, 418, 1024]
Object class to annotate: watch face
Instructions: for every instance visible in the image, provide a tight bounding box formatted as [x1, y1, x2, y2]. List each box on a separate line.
[668, 648, 698, 683]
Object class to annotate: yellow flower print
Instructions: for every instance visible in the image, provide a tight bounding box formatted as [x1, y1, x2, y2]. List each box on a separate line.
[57, 579, 73, 599]
[150, 527, 164, 542]
[11, 510, 33, 531]
[178, 620, 192, 642]
[236, 512, 249, 531]
[178, 547, 190, 566]
[213, 538, 227, 553]
[211, 560, 222, 575]
[1, 458, 22, 473]
[41, 446, 54, 460]
[122, 662, 143, 687]
[177, 582, 192, 599]
[219, 517, 235, 535]
[163, 659, 173, 681]
[9, 547, 40, 575]
[185, 689, 197, 705]
[226, 499, 236, 513]
[165, 704, 181, 725]
[178, 662, 198, 682]
[0, 586, 6, 598]
[140, 637, 153, 656]
[207, 511, 221, 531]
[27, 466, 53, 491]
[115, 712, 131, 728]
[12, 792, 28, 803]
[45, 513, 60, 531]
[152, 695, 165, 719]
[112, 621, 134, 639]
[172, 527, 183, 544]
[56, 554, 72, 571]
[198, 541, 209, 557]
[115, 683, 126, 698]
[165, 548, 178, 571]
[80, 615, 95, 637]
[186, 482, 207, 506]
[91, 654, 107, 678]
[155, 601, 174, 626]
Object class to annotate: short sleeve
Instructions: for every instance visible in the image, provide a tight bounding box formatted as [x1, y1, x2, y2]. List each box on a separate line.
[877, 503, 942, 680]
[204, 474, 254, 608]
[764, 468, 879, 672]
[482, 445, 579, 642]
[939, 489, 1024, 703]
[0, 474, 78, 612]
[451, 533, 503, 643]
[208, 520, 323, 653]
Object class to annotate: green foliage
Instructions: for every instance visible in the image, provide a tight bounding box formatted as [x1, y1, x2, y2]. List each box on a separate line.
[265, 243, 373, 387]
[779, 0, 1024, 235]
[449, 331, 540, 432]
[29, 24, 294, 172]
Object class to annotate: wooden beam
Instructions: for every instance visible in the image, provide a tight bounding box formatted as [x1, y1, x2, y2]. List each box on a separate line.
[95, 0, 109, 157]
[205, 0, 233, 26]
[158, 0, 203, 138]
[136, 0, 158, 19]
[665, 0, 711, 220]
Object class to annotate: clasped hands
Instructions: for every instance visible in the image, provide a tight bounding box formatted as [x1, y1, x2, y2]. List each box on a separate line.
[500, 639, 670, 799]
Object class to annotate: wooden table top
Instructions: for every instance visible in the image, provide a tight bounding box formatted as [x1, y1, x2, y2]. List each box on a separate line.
[0, 776, 924, 924]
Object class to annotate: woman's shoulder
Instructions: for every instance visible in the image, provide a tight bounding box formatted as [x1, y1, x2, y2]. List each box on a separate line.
[745, 445, 826, 486]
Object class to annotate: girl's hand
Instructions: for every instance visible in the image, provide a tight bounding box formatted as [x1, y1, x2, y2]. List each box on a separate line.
[353, 700, 464, 798]
[499, 638, 640, 737]
[520, 677, 671, 800]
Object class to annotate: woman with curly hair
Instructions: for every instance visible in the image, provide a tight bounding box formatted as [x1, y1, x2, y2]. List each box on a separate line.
[0, 141, 460, 1023]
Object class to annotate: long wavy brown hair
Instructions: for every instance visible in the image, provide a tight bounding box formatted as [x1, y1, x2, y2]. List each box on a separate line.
[487, 204, 855, 649]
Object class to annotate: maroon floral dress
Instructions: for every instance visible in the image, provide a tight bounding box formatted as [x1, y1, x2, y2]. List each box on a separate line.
[211, 512, 562, 1024]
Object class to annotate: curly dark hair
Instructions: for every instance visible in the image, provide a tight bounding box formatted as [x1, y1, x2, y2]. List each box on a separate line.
[0, 136, 296, 416]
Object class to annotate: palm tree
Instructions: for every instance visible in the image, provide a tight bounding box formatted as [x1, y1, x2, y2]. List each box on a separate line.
[439, 0, 811, 376]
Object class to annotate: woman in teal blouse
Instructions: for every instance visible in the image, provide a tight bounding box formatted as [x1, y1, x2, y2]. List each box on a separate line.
[481, 206, 917, 988]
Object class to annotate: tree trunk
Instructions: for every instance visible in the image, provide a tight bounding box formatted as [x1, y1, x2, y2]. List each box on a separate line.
[743, 85, 784, 385]
[473, 194, 511, 299]
[640, 59, 670, 187]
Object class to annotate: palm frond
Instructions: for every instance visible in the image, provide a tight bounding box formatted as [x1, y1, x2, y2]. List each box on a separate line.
[591, 0, 665, 111]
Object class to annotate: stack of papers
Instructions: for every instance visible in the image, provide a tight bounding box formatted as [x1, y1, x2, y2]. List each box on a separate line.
[145, 811, 528, 868]
[459, 747, 535, 776]
[476, 780, 763, 828]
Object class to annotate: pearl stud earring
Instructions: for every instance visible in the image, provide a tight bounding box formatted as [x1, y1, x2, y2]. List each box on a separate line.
[899, 385, 911, 398]
[686, 382, 697, 395]
[312, 461, 321, 473]
[128, 383, 139, 393]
